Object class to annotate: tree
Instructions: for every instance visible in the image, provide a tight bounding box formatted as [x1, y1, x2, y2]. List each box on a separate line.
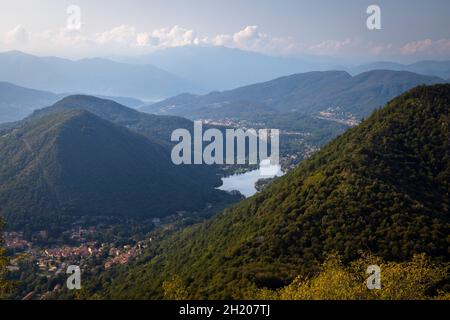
[162, 275, 189, 300]
[248, 253, 449, 300]
[0, 219, 11, 298]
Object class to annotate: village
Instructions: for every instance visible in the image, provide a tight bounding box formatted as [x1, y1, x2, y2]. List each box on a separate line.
[2, 227, 148, 275]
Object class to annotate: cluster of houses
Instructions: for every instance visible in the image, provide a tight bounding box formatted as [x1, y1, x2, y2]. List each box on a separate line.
[3, 229, 148, 274]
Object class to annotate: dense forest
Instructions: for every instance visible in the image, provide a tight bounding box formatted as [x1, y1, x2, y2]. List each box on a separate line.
[79, 84, 449, 299]
[0, 108, 237, 233]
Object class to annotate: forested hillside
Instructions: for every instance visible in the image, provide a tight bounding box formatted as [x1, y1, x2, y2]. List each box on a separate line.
[87, 85, 449, 299]
[0, 109, 234, 233]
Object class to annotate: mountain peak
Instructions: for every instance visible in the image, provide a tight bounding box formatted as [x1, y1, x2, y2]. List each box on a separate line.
[29, 94, 141, 123]
[54, 94, 124, 107]
[0, 106, 232, 231]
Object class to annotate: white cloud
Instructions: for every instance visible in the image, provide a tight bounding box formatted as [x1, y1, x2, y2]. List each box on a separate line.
[90, 25, 202, 51]
[306, 38, 353, 55]
[145, 25, 200, 48]
[210, 26, 293, 54]
[232, 26, 262, 46]
[95, 25, 137, 46]
[3, 25, 29, 45]
[400, 38, 450, 56]
[2, 23, 449, 60]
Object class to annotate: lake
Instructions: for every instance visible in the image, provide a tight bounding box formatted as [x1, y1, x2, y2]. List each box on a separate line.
[217, 163, 284, 197]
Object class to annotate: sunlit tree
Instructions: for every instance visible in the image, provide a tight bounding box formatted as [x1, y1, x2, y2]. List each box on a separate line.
[162, 275, 189, 300]
[248, 253, 449, 300]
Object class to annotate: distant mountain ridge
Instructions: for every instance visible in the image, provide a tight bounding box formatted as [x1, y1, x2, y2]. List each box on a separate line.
[0, 81, 57, 123]
[350, 60, 450, 79]
[111, 46, 330, 91]
[0, 51, 199, 100]
[0, 81, 146, 124]
[141, 70, 444, 120]
[113, 46, 450, 91]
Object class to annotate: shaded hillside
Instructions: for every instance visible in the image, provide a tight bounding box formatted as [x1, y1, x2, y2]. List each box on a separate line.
[14, 95, 193, 147]
[142, 70, 444, 120]
[94, 84, 449, 299]
[0, 109, 232, 231]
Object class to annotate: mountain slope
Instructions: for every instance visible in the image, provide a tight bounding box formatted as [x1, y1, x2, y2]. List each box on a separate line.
[0, 51, 198, 100]
[97, 84, 449, 299]
[0, 82, 59, 123]
[3, 95, 229, 193]
[0, 109, 229, 231]
[142, 70, 444, 120]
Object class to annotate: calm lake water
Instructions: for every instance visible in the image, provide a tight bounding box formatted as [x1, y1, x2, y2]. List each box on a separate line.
[217, 164, 284, 197]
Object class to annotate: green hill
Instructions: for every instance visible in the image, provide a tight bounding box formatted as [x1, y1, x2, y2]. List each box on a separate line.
[0, 109, 232, 232]
[142, 70, 444, 120]
[20, 95, 193, 147]
[93, 84, 449, 299]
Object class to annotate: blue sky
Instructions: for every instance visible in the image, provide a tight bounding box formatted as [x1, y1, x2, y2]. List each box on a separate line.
[1, 0, 449, 62]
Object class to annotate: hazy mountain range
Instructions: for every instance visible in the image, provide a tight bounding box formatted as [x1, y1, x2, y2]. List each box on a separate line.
[142, 70, 445, 120]
[0, 81, 146, 124]
[111, 46, 333, 91]
[0, 51, 198, 101]
[1, 49, 449, 115]
[113, 46, 450, 91]
[0, 81, 58, 123]
[349, 60, 450, 79]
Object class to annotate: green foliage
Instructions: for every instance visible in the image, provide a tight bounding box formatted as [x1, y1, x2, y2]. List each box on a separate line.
[248, 253, 449, 300]
[88, 84, 449, 300]
[163, 275, 189, 300]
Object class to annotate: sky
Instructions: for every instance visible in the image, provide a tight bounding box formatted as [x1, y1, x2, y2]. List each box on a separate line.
[0, 0, 449, 62]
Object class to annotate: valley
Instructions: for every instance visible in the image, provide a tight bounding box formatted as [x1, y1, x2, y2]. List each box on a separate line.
[74, 84, 450, 300]
[1, 0, 450, 308]
[0, 55, 448, 302]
